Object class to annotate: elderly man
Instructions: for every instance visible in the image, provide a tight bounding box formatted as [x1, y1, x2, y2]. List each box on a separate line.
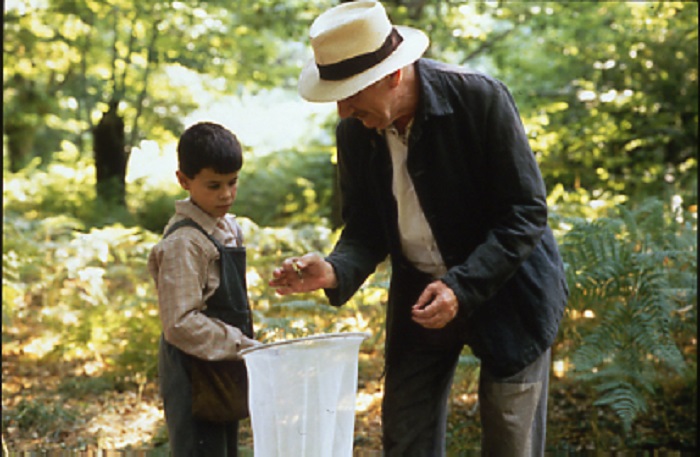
[270, 2, 568, 456]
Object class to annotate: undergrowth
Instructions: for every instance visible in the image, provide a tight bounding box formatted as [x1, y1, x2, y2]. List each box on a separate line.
[2, 161, 697, 447]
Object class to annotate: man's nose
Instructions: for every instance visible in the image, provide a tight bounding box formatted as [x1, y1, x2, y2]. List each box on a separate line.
[337, 99, 353, 119]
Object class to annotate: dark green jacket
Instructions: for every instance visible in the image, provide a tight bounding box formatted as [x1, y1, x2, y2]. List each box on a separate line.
[325, 58, 568, 376]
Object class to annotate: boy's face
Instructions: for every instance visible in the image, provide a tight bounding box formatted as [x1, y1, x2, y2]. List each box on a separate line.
[176, 167, 239, 218]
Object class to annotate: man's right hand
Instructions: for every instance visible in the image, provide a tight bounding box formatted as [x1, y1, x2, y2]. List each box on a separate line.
[268, 253, 338, 295]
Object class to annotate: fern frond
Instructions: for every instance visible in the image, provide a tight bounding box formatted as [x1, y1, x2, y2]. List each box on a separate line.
[593, 381, 649, 433]
[560, 197, 696, 434]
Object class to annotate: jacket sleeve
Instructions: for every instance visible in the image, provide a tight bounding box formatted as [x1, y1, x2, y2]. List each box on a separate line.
[324, 121, 390, 307]
[441, 78, 549, 316]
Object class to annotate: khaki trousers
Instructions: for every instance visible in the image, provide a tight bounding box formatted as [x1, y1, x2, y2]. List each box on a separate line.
[381, 345, 551, 457]
[479, 348, 551, 457]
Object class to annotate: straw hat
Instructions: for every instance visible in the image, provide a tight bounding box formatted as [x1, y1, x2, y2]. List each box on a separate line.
[298, 1, 429, 103]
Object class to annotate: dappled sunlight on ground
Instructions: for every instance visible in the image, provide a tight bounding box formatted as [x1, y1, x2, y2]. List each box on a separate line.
[84, 393, 163, 450]
[3, 323, 696, 453]
[355, 390, 383, 414]
[18, 334, 62, 359]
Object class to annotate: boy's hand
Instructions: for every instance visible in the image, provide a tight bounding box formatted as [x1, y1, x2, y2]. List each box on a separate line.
[269, 253, 337, 295]
[234, 337, 262, 360]
[241, 338, 263, 349]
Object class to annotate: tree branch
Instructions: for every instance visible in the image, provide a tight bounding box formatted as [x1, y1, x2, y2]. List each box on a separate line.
[118, 7, 142, 99]
[126, 17, 162, 158]
[461, 27, 516, 65]
[109, 5, 119, 99]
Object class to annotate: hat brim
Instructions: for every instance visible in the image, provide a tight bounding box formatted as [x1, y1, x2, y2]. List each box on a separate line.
[298, 25, 429, 103]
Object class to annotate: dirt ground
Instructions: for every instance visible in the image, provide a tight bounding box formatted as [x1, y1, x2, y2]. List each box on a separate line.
[2, 340, 696, 454]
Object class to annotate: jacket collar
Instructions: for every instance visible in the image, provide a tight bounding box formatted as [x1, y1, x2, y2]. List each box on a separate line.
[374, 58, 453, 139]
[415, 58, 454, 120]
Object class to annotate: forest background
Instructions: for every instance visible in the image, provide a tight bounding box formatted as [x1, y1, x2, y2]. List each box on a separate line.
[2, 0, 697, 454]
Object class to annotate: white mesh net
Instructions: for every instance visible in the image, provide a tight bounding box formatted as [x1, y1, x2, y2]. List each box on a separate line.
[241, 332, 370, 457]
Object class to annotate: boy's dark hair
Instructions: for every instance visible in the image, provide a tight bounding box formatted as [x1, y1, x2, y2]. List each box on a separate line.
[177, 122, 243, 178]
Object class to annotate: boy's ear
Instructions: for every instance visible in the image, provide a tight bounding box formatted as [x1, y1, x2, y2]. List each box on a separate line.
[175, 170, 190, 190]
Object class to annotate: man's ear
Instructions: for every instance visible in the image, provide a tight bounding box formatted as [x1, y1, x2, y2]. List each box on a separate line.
[387, 69, 402, 88]
[175, 170, 190, 190]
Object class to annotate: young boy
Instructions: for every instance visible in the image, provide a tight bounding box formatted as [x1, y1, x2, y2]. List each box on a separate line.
[148, 121, 259, 457]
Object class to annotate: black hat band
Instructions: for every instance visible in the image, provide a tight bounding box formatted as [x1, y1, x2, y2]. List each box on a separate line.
[317, 28, 404, 81]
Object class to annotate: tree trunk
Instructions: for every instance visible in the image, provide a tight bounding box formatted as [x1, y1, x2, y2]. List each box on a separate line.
[4, 122, 36, 173]
[93, 100, 127, 206]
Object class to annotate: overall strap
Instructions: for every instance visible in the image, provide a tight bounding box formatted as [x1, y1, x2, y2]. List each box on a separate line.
[163, 218, 224, 250]
[164, 217, 253, 337]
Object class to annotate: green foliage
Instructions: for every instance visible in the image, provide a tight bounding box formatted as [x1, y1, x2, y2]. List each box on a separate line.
[3, 399, 77, 438]
[2, 0, 328, 171]
[2, 204, 162, 384]
[2, 142, 135, 227]
[2, 139, 335, 233]
[385, 1, 698, 203]
[236, 147, 336, 227]
[498, 2, 698, 200]
[559, 198, 697, 433]
[58, 375, 115, 399]
[125, 147, 336, 233]
[241, 217, 388, 347]
[2, 150, 696, 441]
[4, 1, 697, 230]
[1, 201, 388, 387]
[3, 3, 696, 447]
[127, 178, 187, 234]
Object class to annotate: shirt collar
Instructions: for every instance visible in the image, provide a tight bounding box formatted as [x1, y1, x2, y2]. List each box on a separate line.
[382, 117, 414, 145]
[174, 198, 220, 234]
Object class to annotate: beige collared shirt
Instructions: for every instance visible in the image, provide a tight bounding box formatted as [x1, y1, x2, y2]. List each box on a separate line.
[148, 198, 255, 361]
[385, 123, 448, 278]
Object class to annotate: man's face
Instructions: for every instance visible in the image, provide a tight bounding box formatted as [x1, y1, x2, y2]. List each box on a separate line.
[177, 167, 239, 218]
[336, 76, 394, 130]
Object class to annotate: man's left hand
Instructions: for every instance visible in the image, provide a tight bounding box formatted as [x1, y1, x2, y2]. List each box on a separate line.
[411, 280, 459, 329]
